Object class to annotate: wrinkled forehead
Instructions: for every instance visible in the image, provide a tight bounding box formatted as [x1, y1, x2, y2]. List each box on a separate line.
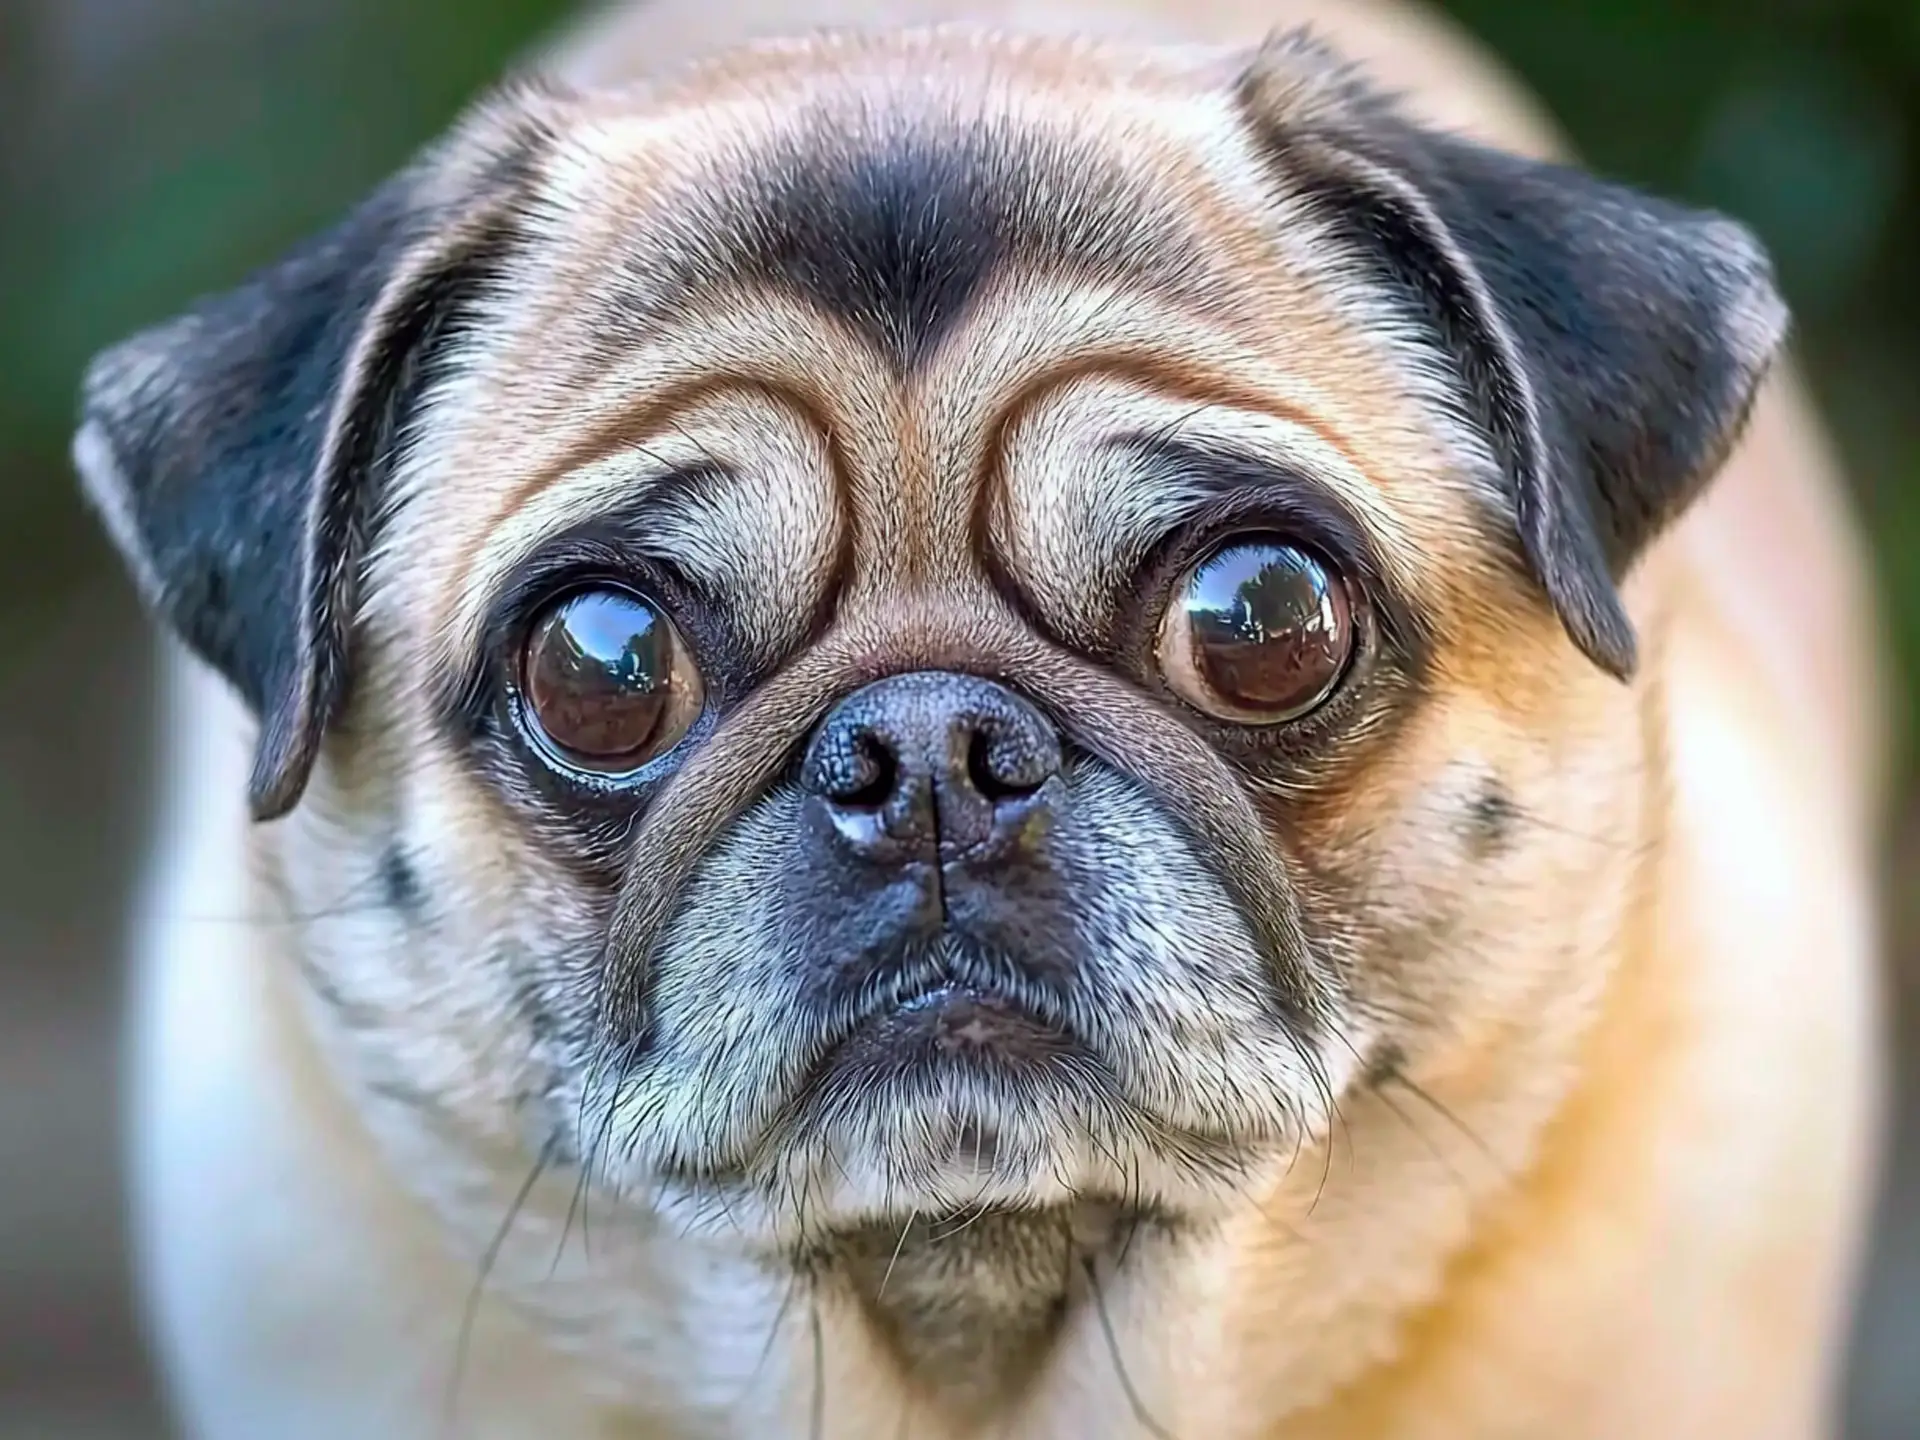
[509, 36, 1311, 380]
[383, 36, 1492, 672]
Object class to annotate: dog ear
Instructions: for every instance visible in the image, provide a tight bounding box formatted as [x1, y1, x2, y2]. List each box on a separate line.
[1238, 36, 1788, 679]
[73, 103, 545, 820]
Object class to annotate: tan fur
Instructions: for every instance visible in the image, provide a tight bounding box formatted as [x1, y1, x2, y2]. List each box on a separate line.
[115, 3, 1885, 1438]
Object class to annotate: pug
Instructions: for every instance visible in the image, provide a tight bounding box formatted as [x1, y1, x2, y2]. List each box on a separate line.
[74, 0, 1889, 1436]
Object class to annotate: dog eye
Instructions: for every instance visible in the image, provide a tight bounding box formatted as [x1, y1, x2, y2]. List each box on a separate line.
[1158, 539, 1355, 723]
[519, 587, 703, 771]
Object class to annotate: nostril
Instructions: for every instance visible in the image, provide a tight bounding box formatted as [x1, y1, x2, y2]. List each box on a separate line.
[830, 732, 899, 810]
[966, 727, 1045, 804]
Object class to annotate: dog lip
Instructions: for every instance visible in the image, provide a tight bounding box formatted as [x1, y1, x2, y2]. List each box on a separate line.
[813, 981, 1082, 1079]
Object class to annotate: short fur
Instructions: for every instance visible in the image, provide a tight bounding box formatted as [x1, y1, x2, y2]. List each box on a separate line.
[78, 1, 1887, 1437]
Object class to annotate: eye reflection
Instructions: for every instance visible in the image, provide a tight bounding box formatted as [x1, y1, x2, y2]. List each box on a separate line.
[1160, 540, 1354, 722]
[520, 588, 703, 770]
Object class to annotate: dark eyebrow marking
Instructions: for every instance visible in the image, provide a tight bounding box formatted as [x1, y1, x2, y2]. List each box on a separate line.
[596, 114, 1213, 375]
[744, 126, 1009, 370]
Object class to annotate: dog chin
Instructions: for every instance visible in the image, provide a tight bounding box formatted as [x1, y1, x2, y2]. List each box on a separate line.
[643, 1048, 1265, 1247]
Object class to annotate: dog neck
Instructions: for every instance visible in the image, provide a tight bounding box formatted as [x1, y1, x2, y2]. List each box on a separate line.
[798, 1203, 1165, 1422]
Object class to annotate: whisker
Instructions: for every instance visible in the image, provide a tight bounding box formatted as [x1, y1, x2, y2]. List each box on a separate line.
[553, 1162, 591, 1279]
[1381, 1069, 1496, 1166]
[442, 1133, 560, 1439]
[1082, 1258, 1176, 1440]
[877, 1212, 919, 1300]
[809, 1288, 827, 1440]
[1234, 1181, 1314, 1250]
[1280, 1025, 1341, 1217]
[1139, 399, 1222, 449]
[660, 422, 730, 476]
[1116, 1207, 1146, 1270]
[692, 1062, 746, 1239]
[1370, 1082, 1471, 1199]
[576, 1041, 635, 1262]
[168, 860, 395, 928]
[736, 1269, 804, 1404]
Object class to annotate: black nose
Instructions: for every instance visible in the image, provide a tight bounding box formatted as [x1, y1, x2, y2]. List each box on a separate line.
[801, 671, 1061, 863]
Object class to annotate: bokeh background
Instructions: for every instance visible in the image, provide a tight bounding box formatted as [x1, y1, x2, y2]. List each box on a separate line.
[2, 1, 1916, 1435]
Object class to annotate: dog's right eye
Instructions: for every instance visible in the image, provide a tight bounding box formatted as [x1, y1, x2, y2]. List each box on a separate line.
[518, 587, 704, 773]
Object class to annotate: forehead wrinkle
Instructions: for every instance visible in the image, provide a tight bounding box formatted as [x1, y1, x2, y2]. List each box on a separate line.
[422, 291, 890, 657]
[640, 462, 840, 666]
[574, 295, 912, 581]
[466, 64, 1353, 613]
[412, 44, 1474, 677]
[907, 277, 1428, 585]
[989, 398, 1355, 641]
[686, 120, 1217, 594]
[1110, 411, 1425, 581]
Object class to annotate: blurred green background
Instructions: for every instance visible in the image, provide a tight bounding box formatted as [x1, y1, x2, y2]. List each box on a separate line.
[0, 1, 1914, 1436]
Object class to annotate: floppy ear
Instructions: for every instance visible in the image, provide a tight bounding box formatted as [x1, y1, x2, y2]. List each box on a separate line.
[1238, 36, 1789, 679]
[72, 105, 543, 820]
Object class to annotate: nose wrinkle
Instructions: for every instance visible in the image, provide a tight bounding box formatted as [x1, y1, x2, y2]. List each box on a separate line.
[876, 713, 980, 861]
[934, 714, 984, 855]
[927, 752, 951, 924]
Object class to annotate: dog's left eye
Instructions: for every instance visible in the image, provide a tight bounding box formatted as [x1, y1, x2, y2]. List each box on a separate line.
[1158, 539, 1355, 723]
[519, 587, 703, 772]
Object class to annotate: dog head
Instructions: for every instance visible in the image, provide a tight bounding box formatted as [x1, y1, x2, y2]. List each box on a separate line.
[76, 22, 1781, 1385]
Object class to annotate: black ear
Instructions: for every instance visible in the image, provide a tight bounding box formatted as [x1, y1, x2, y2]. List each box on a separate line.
[1238, 37, 1788, 678]
[72, 111, 540, 820]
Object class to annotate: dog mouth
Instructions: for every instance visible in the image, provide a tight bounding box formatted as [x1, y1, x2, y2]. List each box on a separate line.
[646, 941, 1288, 1238]
[775, 972, 1104, 1204]
[783, 941, 1102, 1130]
[818, 980, 1084, 1082]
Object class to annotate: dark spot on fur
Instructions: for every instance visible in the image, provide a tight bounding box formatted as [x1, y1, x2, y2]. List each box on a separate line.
[1463, 779, 1518, 855]
[380, 844, 422, 914]
[606, 116, 1210, 378]
[1365, 1042, 1408, 1089]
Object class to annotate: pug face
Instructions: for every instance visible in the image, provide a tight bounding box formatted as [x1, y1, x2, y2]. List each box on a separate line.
[76, 25, 1782, 1397]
